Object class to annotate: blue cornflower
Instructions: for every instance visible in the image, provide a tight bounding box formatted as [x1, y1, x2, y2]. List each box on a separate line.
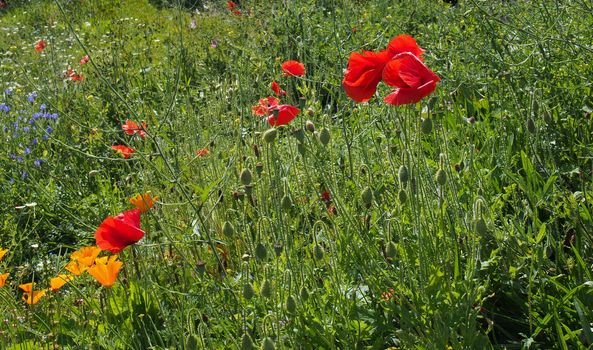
[28, 92, 37, 103]
[8, 177, 14, 185]
[21, 172, 28, 179]
[31, 138, 38, 145]
[5, 88, 13, 95]
[34, 159, 43, 167]
[23, 126, 30, 133]
[43, 134, 49, 140]
[24, 147, 31, 155]
[40, 104, 46, 111]
[0, 103, 9, 112]
[46, 126, 53, 134]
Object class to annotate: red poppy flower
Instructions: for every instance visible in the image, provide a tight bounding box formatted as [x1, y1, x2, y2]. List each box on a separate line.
[342, 49, 390, 102]
[281, 60, 305, 76]
[266, 104, 300, 126]
[35, 40, 46, 52]
[321, 191, 330, 202]
[195, 148, 210, 157]
[65, 68, 84, 81]
[111, 145, 135, 159]
[232, 10, 242, 16]
[271, 81, 286, 96]
[80, 54, 89, 65]
[382, 52, 440, 106]
[227, 1, 236, 10]
[122, 120, 147, 138]
[252, 96, 279, 116]
[342, 34, 427, 103]
[95, 209, 145, 253]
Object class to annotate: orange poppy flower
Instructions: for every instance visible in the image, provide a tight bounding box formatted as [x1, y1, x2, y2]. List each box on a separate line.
[281, 60, 305, 76]
[0, 273, 9, 287]
[129, 192, 157, 213]
[19, 283, 46, 305]
[35, 39, 46, 52]
[50, 275, 74, 291]
[195, 148, 210, 157]
[87, 255, 123, 288]
[65, 260, 86, 276]
[70, 246, 102, 267]
[0, 247, 7, 261]
[111, 145, 135, 159]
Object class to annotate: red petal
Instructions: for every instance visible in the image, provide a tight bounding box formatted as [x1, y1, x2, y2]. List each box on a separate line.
[94, 211, 144, 253]
[281, 60, 305, 76]
[342, 50, 390, 102]
[387, 34, 425, 59]
[267, 105, 300, 126]
[383, 80, 438, 106]
[382, 53, 440, 88]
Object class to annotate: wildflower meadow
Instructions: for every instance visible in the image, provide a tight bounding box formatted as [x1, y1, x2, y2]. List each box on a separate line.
[1, 0, 593, 348]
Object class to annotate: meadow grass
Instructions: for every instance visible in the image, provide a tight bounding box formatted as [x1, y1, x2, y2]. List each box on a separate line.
[1, 0, 593, 348]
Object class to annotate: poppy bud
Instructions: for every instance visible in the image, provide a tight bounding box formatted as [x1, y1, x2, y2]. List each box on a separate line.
[222, 221, 235, 238]
[260, 279, 272, 298]
[241, 333, 255, 350]
[273, 243, 283, 257]
[475, 218, 488, 236]
[255, 243, 267, 261]
[306, 107, 315, 116]
[361, 186, 373, 207]
[543, 111, 552, 124]
[297, 142, 306, 156]
[318, 128, 330, 146]
[398, 189, 407, 203]
[186, 334, 200, 350]
[293, 128, 305, 142]
[88, 170, 100, 177]
[435, 169, 446, 186]
[398, 165, 409, 184]
[233, 191, 245, 201]
[527, 118, 536, 133]
[421, 118, 433, 134]
[263, 128, 277, 143]
[240, 169, 252, 186]
[243, 283, 255, 300]
[196, 261, 206, 276]
[300, 286, 309, 301]
[256, 162, 264, 176]
[261, 337, 275, 350]
[285, 295, 297, 314]
[385, 241, 397, 260]
[305, 120, 315, 133]
[313, 244, 324, 260]
[281, 195, 292, 210]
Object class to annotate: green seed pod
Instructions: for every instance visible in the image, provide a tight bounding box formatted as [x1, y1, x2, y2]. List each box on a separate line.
[285, 295, 297, 314]
[222, 221, 235, 238]
[255, 162, 264, 176]
[260, 279, 272, 298]
[527, 118, 536, 133]
[243, 283, 255, 300]
[263, 128, 277, 143]
[281, 195, 292, 210]
[398, 165, 409, 184]
[305, 120, 315, 133]
[314, 244, 324, 260]
[297, 142, 306, 156]
[196, 261, 206, 276]
[261, 337, 275, 350]
[244, 184, 254, 196]
[273, 243, 283, 257]
[421, 118, 433, 134]
[241, 333, 255, 350]
[255, 243, 267, 261]
[361, 186, 373, 207]
[293, 128, 305, 142]
[398, 189, 407, 204]
[185, 334, 200, 350]
[543, 111, 552, 124]
[318, 127, 331, 146]
[435, 169, 447, 186]
[385, 241, 397, 260]
[240, 169, 252, 186]
[475, 218, 488, 236]
[299, 287, 309, 301]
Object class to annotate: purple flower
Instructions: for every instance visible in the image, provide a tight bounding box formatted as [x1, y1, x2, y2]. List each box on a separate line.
[21, 171, 28, 179]
[8, 177, 14, 185]
[34, 159, 43, 167]
[5, 88, 13, 95]
[23, 126, 30, 133]
[40, 104, 46, 111]
[24, 147, 31, 155]
[210, 39, 218, 48]
[28, 92, 37, 103]
[46, 126, 53, 134]
[0, 103, 9, 112]
[31, 138, 38, 145]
